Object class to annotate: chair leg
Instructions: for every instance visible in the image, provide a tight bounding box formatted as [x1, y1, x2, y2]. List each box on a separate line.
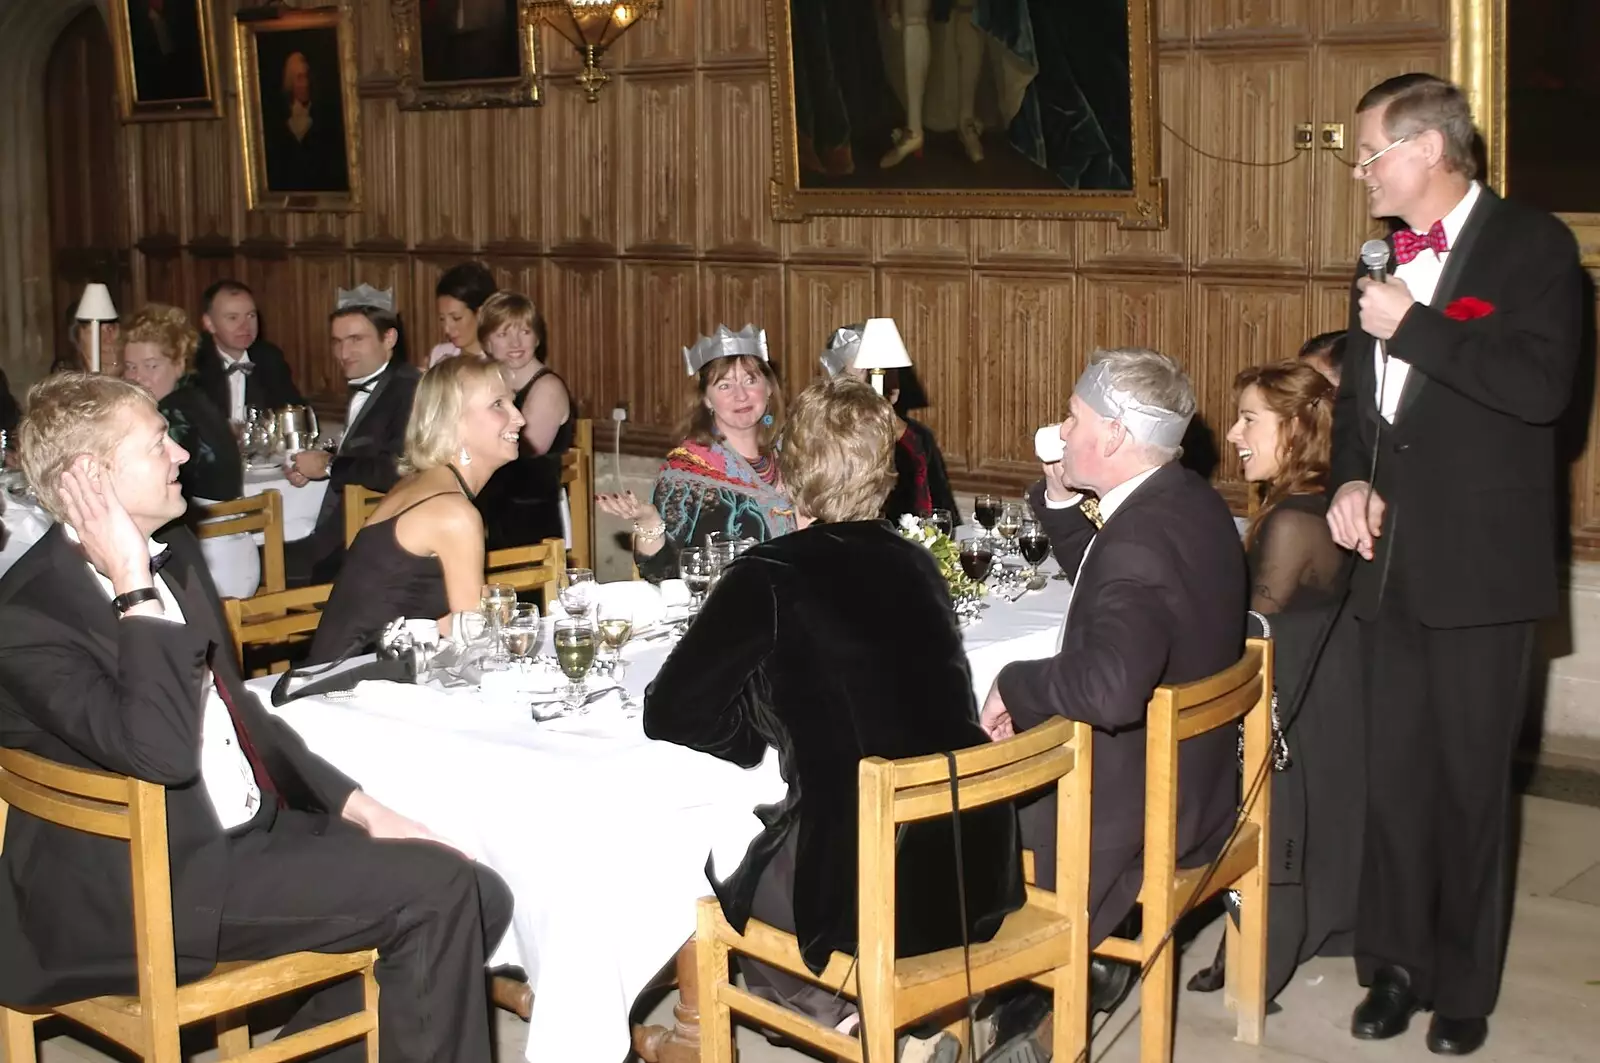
[1, 1007, 39, 1063]
[362, 963, 381, 1063]
[216, 1009, 251, 1058]
[1230, 869, 1268, 1045]
[1138, 945, 1177, 1063]
[1052, 958, 1089, 1063]
[1223, 907, 1241, 1011]
[695, 902, 735, 1063]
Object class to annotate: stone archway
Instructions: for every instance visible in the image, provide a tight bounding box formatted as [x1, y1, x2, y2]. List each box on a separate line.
[0, 0, 99, 391]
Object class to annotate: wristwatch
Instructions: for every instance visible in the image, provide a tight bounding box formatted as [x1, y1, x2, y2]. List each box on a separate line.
[112, 588, 161, 616]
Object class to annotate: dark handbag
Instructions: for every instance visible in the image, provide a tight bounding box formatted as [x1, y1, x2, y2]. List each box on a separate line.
[269, 620, 422, 706]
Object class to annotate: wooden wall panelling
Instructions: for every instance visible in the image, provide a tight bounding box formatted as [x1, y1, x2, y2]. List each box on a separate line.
[352, 97, 408, 249]
[784, 266, 874, 401]
[408, 257, 446, 356]
[881, 270, 972, 468]
[540, 21, 580, 75]
[140, 252, 186, 315]
[1195, 0, 1312, 43]
[1569, 283, 1600, 545]
[483, 105, 543, 253]
[1319, 0, 1447, 39]
[1311, 278, 1354, 337]
[1075, 275, 1189, 368]
[1192, 50, 1313, 271]
[621, 73, 698, 256]
[408, 109, 482, 251]
[485, 258, 546, 309]
[1193, 279, 1310, 480]
[189, 252, 243, 312]
[136, 123, 187, 242]
[546, 258, 622, 422]
[294, 255, 353, 396]
[702, 261, 784, 357]
[541, 80, 621, 253]
[698, 70, 780, 258]
[185, 120, 235, 244]
[291, 211, 348, 249]
[622, 261, 699, 428]
[619, 0, 697, 69]
[782, 215, 874, 262]
[701, 0, 766, 65]
[1079, 50, 1189, 268]
[1312, 41, 1448, 274]
[970, 273, 1077, 476]
[238, 255, 299, 378]
[1158, 0, 1190, 42]
[876, 218, 971, 267]
[974, 219, 1076, 270]
[349, 253, 410, 322]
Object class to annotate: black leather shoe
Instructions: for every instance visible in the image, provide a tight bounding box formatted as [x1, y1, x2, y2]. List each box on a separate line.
[980, 985, 1053, 1063]
[1351, 965, 1422, 1040]
[1426, 1016, 1488, 1056]
[1089, 957, 1137, 1016]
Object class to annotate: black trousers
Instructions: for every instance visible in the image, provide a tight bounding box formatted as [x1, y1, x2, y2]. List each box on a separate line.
[741, 829, 856, 1029]
[216, 811, 514, 1063]
[1355, 575, 1534, 1019]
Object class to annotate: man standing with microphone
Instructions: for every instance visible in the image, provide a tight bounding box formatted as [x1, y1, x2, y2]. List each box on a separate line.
[1328, 74, 1582, 1056]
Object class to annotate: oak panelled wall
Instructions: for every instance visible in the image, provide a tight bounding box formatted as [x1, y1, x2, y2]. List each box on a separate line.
[110, 1, 1600, 541]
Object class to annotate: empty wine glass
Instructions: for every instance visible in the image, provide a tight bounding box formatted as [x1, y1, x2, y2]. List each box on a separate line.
[928, 508, 954, 538]
[553, 618, 597, 713]
[503, 604, 542, 668]
[679, 546, 711, 608]
[559, 568, 595, 620]
[480, 583, 517, 663]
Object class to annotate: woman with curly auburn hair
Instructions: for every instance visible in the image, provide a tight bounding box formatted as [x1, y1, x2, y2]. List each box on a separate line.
[122, 303, 242, 503]
[1189, 359, 1363, 1006]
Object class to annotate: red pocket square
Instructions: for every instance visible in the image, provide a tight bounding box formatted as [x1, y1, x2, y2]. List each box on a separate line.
[1444, 296, 1494, 321]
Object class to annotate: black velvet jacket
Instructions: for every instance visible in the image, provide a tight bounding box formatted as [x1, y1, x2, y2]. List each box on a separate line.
[644, 520, 1024, 974]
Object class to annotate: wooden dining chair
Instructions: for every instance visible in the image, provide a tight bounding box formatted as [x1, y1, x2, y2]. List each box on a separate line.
[343, 484, 384, 549]
[193, 491, 287, 595]
[224, 584, 335, 676]
[696, 716, 1095, 1063]
[561, 418, 594, 570]
[486, 537, 565, 596]
[0, 748, 379, 1063]
[1091, 637, 1274, 1063]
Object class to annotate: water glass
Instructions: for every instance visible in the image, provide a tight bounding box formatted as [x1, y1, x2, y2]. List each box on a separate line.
[503, 604, 542, 667]
[480, 583, 517, 661]
[559, 568, 595, 620]
[679, 547, 711, 607]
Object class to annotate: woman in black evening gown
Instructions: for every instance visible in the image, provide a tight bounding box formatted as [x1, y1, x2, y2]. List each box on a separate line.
[472, 292, 574, 551]
[1188, 360, 1363, 1005]
[309, 356, 526, 662]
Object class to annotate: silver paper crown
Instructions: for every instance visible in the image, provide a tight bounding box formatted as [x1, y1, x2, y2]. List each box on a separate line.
[819, 323, 865, 377]
[336, 284, 395, 313]
[683, 323, 769, 377]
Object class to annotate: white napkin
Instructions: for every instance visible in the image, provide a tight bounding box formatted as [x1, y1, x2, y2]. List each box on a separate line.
[658, 578, 691, 609]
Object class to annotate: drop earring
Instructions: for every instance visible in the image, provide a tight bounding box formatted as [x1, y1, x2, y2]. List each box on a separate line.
[458, 446, 472, 467]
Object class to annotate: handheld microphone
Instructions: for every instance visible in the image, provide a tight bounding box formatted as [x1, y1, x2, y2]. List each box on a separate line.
[1361, 238, 1391, 283]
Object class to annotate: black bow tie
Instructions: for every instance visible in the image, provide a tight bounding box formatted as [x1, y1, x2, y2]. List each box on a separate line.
[150, 547, 172, 574]
[224, 361, 253, 376]
[348, 377, 380, 396]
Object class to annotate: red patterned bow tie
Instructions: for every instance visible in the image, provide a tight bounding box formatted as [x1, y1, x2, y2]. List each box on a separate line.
[1392, 220, 1449, 265]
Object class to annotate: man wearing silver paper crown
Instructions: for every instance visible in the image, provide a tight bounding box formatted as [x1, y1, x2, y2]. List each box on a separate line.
[285, 285, 421, 586]
[973, 349, 1247, 1059]
[820, 321, 962, 527]
[597, 324, 795, 582]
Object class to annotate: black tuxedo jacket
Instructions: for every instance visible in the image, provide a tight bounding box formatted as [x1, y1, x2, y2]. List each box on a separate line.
[301, 359, 422, 576]
[0, 525, 358, 1005]
[997, 464, 1247, 944]
[193, 337, 304, 419]
[1330, 189, 1584, 627]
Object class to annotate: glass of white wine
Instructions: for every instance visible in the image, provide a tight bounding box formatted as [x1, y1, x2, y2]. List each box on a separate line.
[596, 603, 633, 675]
[480, 583, 517, 664]
[503, 604, 542, 669]
[553, 618, 597, 713]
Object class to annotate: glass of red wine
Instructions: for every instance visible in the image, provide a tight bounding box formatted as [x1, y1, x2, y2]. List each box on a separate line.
[1018, 520, 1050, 582]
[959, 538, 995, 583]
[973, 494, 1001, 533]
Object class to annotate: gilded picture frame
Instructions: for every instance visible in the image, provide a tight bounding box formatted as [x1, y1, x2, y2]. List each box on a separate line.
[107, 0, 223, 121]
[232, 4, 363, 213]
[766, 0, 1166, 226]
[1455, 0, 1600, 265]
[391, 0, 543, 111]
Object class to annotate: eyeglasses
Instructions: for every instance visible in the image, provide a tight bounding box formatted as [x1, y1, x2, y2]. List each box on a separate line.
[1355, 135, 1411, 172]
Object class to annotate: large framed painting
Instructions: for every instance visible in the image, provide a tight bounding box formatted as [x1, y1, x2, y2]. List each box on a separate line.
[233, 4, 362, 212]
[392, 0, 542, 110]
[766, 0, 1165, 226]
[107, 0, 223, 120]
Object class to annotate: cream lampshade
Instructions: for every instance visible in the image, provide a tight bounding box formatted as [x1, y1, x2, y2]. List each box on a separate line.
[74, 283, 118, 374]
[852, 317, 912, 396]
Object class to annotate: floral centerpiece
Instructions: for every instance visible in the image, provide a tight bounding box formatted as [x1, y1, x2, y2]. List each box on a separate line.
[898, 514, 986, 609]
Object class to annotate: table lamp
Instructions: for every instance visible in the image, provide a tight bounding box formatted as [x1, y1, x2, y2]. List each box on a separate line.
[74, 284, 118, 374]
[853, 317, 911, 396]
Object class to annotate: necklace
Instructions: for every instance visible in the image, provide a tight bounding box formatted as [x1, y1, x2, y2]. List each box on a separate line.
[747, 452, 779, 486]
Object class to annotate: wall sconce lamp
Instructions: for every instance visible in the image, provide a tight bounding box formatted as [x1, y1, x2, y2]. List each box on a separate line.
[532, 1, 662, 102]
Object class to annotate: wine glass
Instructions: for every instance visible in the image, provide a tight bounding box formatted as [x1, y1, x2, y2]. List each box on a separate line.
[973, 494, 1000, 533]
[958, 538, 995, 583]
[553, 618, 597, 713]
[480, 583, 517, 662]
[503, 604, 542, 668]
[928, 508, 954, 538]
[559, 568, 595, 620]
[679, 546, 711, 607]
[995, 502, 1024, 556]
[597, 603, 633, 674]
[1017, 520, 1051, 583]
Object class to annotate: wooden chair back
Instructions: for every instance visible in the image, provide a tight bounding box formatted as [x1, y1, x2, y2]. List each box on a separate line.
[193, 491, 287, 595]
[224, 584, 334, 676]
[561, 418, 594, 570]
[1092, 637, 1275, 1062]
[697, 716, 1095, 1063]
[486, 537, 565, 597]
[0, 748, 377, 1063]
[343, 484, 384, 549]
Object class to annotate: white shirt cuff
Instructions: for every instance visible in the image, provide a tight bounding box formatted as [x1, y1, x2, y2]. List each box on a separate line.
[1043, 492, 1084, 510]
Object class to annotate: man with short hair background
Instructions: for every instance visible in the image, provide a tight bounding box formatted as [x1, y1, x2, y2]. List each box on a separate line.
[194, 279, 304, 423]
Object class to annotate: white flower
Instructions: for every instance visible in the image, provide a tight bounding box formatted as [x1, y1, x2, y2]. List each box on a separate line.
[897, 514, 921, 532]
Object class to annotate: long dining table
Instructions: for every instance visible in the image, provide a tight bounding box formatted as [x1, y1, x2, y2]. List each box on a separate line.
[251, 565, 1074, 1063]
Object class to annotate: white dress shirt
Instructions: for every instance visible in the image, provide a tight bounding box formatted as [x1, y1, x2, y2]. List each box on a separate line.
[1376, 180, 1483, 422]
[1043, 464, 1164, 645]
[73, 529, 262, 829]
[219, 349, 253, 424]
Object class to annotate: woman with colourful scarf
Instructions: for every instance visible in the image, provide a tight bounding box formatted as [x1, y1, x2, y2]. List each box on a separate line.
[597, 324, 796, 583]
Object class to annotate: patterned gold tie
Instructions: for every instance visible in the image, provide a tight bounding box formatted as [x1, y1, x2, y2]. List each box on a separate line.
[1079, 497, 1104, 529]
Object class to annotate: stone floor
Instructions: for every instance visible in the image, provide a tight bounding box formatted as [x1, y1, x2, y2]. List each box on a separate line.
[19, 796, 1597, 1063]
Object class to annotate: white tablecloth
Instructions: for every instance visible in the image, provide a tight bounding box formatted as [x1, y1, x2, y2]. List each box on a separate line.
[243, 465, 328, 542]
[256, 571, 1073, 1063]
[0, 485, 50, 579]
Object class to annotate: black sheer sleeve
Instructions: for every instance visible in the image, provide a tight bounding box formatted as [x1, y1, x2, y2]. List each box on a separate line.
[1247, 499, 1348, 616]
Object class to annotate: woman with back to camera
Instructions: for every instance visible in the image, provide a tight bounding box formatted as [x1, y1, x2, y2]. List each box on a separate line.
[308, 355, 525, 662]
[597, 324, 796, 582]
[1187, 360, 1362, 1004]
[428, 261, 499, 367]
[644, 376, 1022, 1061]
